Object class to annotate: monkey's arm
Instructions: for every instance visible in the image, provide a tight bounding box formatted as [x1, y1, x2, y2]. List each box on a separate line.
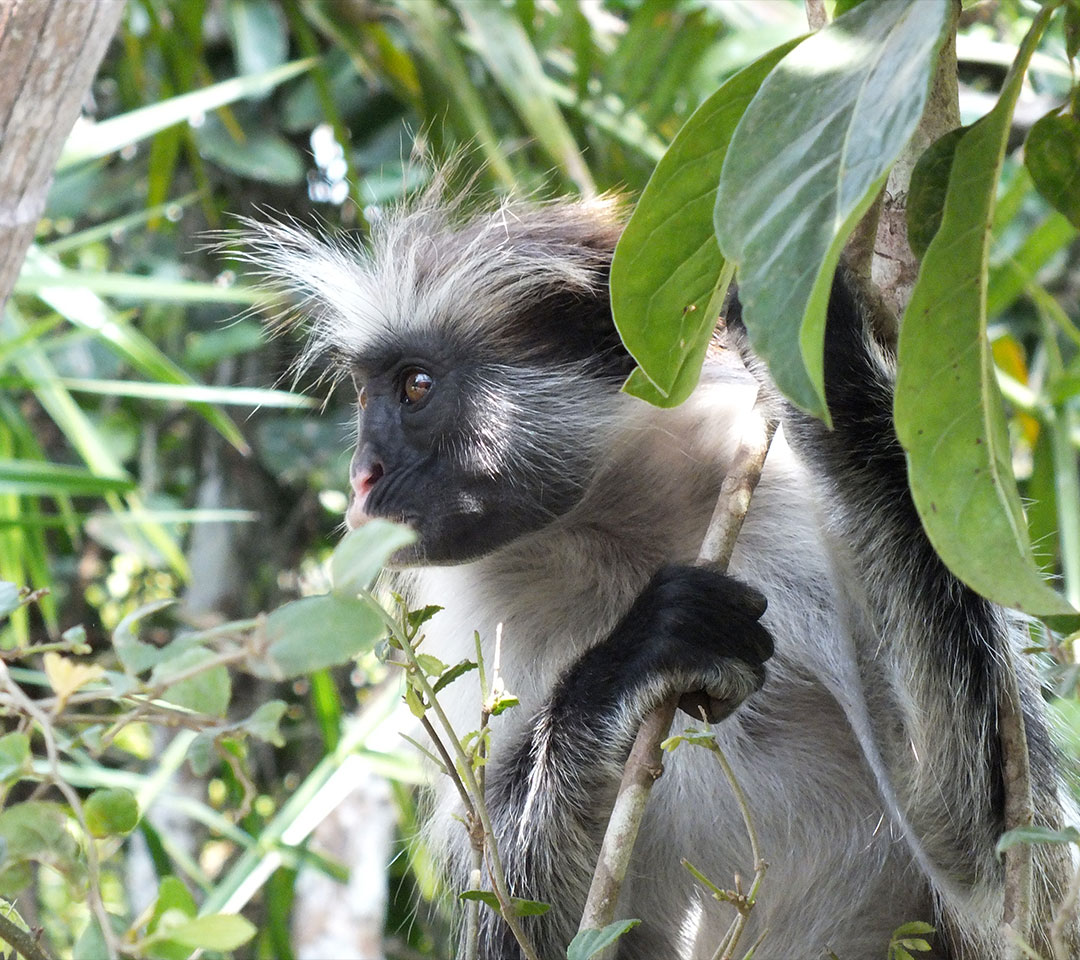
[472, 565, 772, 960]
[731, 274, 1069, 947]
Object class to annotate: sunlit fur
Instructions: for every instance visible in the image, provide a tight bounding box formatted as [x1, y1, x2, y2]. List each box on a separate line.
[253, 183, 1077, 960]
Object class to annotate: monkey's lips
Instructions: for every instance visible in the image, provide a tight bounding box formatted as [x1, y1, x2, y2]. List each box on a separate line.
[345, 493, 370, 530]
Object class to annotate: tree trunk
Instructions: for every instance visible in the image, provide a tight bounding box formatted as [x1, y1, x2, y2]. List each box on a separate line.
[0, 0, 125, 311]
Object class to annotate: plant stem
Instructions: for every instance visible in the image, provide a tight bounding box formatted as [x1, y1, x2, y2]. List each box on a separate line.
[370, 597, 541, 960]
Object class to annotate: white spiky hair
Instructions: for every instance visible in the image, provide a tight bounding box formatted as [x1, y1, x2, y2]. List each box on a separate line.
[230, 172, 626, 376]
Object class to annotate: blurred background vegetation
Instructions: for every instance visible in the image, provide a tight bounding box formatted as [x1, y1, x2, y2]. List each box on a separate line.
[1, 1, 1078, 958]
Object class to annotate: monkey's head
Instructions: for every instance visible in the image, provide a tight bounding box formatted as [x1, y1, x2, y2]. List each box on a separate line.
[244, 190, 636, 564]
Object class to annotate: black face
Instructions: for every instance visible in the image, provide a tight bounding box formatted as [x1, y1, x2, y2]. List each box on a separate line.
[347, 336, 594, 565]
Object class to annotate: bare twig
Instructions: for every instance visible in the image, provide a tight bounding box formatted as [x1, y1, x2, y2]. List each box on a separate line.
[578, 397, 778, 943]
[804, 0, 827, 31]
[1051, 856, 1080, 960]
[999, 644, 1035, 959]
[0, 909, 52, 960]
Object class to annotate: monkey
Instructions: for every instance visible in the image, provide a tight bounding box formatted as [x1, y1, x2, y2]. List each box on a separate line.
[243, 184, 1077, 960]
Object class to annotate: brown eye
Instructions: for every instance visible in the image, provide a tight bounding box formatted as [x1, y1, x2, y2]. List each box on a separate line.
[358, 385, 368, 410]
[402, 369, 434, 405]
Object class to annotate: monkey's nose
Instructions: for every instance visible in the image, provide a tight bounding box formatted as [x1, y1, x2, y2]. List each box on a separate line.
[347, 446, 385, 526]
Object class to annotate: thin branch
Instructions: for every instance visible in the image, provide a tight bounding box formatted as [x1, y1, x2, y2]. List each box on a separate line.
[1051, 856, 1080, 960]
[0, 909, 53, 960]
[578, 396, 778, 942]
[999, 644, 1035, 959]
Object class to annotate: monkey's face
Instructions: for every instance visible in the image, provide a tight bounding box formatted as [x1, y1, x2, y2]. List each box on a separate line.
[346, 339, 605, 565]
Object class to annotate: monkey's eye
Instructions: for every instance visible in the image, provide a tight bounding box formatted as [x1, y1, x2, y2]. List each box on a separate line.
[358, 385, 368, 410]
[401, 368, 434, 405]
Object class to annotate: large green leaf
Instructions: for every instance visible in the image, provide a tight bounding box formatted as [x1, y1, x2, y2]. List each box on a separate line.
[262, 593, 385, 678]
[611, 38, 804, 407]
[895, 3, 1074, 616]
[330, 520, 416, 598]
[714, 0, 951, 420]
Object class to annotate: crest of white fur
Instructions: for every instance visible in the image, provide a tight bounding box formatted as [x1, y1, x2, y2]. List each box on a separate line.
[232, 183, 623, 372]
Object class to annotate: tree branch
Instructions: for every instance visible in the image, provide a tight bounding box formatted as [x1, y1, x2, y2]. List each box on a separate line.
[577, 399, 778, 944]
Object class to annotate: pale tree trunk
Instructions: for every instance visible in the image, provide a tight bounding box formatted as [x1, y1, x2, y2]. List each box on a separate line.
[0, 0, 125, 311]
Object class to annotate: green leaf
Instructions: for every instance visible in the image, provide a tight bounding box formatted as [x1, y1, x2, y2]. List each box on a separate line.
[906, 127, 966, 260]
[432, 658, 477, 694]
[330, 520, 416, 597]
[0, 582, 19, 619]
[611, 38, 804, 406]
[567, 920, 642, 960]
[0, 732, 29, 784]
[112, 598, 181, 674]
[84, 787, 140, 838]
[891, 921, 936, 937]
[263, 593, 385, 678]
[58, 58, 316, 169]
[895, 3, 1076, 617]
[459, 889, 500, 911]
[227, 0, 288, 77]
[151, 647, 232, 717]
[236, 700, 287, 747]
[0, 458, 134, 497]
[406, 603, 443, 630]
[0, 802, 84, 893]
[150, 877, 198, 930]
[415, 654, 447, 677]
[194, 116, 306, 186]
[715, 0, 951, 420]
[1065, 0, 1080, 63]
[404, 684, 426, 719]
[996, 824, 1080, 855]
[457, 891, 550, 917]
[147, 876, 198, 960]
[1024, 111, 1080, 229]
[147, 913, 257, 951]
[489, 692, 520, 716]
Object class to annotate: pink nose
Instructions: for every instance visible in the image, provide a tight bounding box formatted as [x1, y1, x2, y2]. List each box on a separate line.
[347, 448, 384, 527]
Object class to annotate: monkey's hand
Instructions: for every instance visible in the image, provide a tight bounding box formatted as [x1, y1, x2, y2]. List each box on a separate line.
[551, 565, 774, 731]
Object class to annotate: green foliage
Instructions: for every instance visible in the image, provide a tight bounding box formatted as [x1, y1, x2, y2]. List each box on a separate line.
[612, 40, 803, 406]
[906, 126, 966, 260]
[1025, 110, 1080, 229]
[566, 920, 641, 960]
[895, 3, 1075, 616]
[887, 921, 936, 960]
[84, 788, 140, 838]
[713, 0, 951, 421]
[1, 1, 1078, 958]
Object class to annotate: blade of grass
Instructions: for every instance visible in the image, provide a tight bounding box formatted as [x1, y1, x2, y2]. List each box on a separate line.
[18, 246, 262, 455]
[0, 459, 135, 496]
[42, 191, 204, 256]
[58, 58, 317, 170]
[451, 0, 595, 194]
[0, 376, 315, 410]
[3, 304, 187, 578]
